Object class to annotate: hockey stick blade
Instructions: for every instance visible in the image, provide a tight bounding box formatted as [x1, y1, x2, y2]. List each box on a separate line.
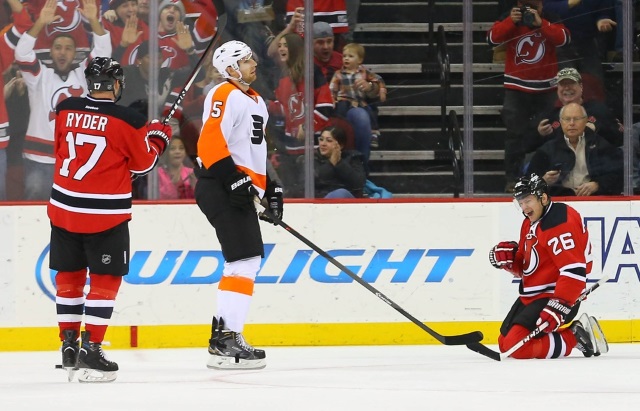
[163, 0, 227, 124]
[255, 201, 483, 345]
[467, 275, 609, 361]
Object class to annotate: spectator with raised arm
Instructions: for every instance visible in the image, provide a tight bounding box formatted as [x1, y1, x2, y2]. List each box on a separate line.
[0, 0, 31, 201]
[487, 0, 570, 192]
[15, 0, 111, 200]
[527, 102, 623, 196]
[102, 0, 149, 65]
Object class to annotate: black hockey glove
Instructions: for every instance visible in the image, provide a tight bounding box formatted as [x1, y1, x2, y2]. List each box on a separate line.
[259, 182, 283, 225]
[225, 171, 257, 211]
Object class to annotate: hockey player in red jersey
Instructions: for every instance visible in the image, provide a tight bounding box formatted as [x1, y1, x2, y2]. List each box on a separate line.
[48, 57, 171, 382]
[195, 40, 283, 370]
[489, 173, 608, 359]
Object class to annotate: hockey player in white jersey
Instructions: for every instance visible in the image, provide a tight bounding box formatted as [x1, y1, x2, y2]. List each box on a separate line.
[195, 40, 283, 370]
[14, 0, 111, 200]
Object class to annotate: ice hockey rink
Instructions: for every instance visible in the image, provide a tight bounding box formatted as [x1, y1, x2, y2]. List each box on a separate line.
[1, 344, 639, 411]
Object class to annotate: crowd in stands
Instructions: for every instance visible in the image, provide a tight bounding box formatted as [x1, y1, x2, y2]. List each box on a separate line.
[0, 0, 638, 201]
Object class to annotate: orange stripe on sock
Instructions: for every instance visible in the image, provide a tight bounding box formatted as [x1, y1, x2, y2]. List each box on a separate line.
[218, 276, 255, 296]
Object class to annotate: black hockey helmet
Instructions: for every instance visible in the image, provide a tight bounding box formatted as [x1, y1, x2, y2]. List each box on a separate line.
[85, 57, 125, 98]
[513, 173, 549, 201]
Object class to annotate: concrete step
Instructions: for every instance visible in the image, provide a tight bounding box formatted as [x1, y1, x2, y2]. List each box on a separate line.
[360, 1, 499, 24]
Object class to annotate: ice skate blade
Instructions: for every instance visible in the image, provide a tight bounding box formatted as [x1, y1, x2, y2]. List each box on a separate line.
[207, 354, 266, 370]
[65, 366, 79, 382]
[77, 368, 117, 383]
[588, 316, 609, 355]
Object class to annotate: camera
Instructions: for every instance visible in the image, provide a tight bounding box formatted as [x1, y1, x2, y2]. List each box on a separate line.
[518, 6, 536, 28]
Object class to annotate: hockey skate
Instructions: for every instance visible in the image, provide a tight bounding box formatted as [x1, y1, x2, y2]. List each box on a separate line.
[60, 330, 79, 382]
[587, 315, 609, 356]
[207, 317, 266, 370]
[570, 314, 595, 357]
[570, 313, 609, 357]
[77, 331, 118, 383]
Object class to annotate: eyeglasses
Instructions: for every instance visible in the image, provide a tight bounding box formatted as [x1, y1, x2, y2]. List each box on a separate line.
[560, 116, 587, 123]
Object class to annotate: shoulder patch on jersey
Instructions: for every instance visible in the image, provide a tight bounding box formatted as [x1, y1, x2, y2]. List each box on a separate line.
[540, 202, 569, 231]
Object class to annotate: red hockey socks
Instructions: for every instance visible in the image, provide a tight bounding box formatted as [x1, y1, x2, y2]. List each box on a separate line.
[55, 269, 87, 340]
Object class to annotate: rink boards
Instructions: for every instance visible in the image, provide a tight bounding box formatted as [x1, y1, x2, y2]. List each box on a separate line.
[0, 199, 639, 350]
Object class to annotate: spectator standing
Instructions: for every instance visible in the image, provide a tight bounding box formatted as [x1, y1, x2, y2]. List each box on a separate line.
[196, 40, 283, 370]
[23, 0, 93, 61]
[315, 125, 365, 198]
[542, 0, 616, 87]
[15, 0, 111, 200]
[0, 0, 30, 201]
[489, 173, 608, 359]
[487, 0, 570, 192]
[330, 42, 383, 158]
[102, 0, 149, 65]
[528, 102, 623, 196]
[269, 32, 333, 156]
[49, 57, 171, 383]
[528, 67, 623, 154]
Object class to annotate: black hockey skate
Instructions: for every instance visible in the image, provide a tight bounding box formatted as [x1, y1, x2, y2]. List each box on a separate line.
[60, 330, 79, 382]
[207, 317, 266, 370]
[587, 315, 609, 356]
[570, 313, 596, 357]
[77, 331, 118, 383]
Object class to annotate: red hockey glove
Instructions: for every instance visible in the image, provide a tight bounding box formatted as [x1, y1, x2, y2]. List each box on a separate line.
[489, 241, 518, 270]
[224, 170, 257, 211]
[259, 182, 283, 225]
[537, 298, 572, 333]
[146, 119, 172, 155]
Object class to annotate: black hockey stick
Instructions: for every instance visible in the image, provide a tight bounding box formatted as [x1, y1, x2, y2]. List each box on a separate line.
[466, 276, 609, 361]
[255, 203, 483, 345]
[163, 0, 227, 124]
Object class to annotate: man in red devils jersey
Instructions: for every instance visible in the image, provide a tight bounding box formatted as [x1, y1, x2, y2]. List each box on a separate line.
[489, 173, 608, 359]
[195, 40, 283, 371]
[47, 57, 171, 382]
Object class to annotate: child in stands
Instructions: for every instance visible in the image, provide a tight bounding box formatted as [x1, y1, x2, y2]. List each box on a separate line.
[329, 42, 385, 150]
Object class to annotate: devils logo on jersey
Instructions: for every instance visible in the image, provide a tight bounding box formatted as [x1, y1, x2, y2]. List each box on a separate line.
[49, 85, 85, 121]
[522, 227, 540, 276]
[515, 33, 546, 65]
[44, 0, 82, 37]
[287, 92, 304, 121]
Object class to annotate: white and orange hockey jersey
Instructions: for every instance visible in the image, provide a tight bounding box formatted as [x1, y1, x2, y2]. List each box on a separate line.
[14, 31, 111, 164]
[198, 82, 269, 197]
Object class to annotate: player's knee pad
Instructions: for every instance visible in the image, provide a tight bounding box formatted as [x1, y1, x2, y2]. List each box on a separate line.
[87, 274, 122, 300]
[55, 269, 88, 297]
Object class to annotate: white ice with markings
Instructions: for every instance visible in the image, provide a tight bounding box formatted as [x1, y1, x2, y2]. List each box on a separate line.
[1, 344, 639, 410]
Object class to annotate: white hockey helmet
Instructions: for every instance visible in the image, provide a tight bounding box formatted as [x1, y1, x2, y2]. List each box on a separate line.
[212, 40, 253, 81]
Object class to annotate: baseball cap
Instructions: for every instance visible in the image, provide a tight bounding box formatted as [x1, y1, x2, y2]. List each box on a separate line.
[313, 22, 333, 39]
[109, 0, 133, 10]
[555, 68, 582, 84]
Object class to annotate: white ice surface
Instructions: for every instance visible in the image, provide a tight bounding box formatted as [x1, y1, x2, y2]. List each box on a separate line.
[1, 344, 639, 411]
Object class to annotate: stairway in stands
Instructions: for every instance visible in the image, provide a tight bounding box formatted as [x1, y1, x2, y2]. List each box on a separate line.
[354, 0, 636, 197]
[354, 0, 507, 197]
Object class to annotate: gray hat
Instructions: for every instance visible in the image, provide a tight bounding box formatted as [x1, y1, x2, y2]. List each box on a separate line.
[159, 0, 185, 19]
[313, 21, 333, 39]
[555, 67, 582, 84]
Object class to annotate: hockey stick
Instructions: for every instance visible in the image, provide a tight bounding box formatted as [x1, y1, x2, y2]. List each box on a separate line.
[255, 202, 483, 345]
[466, 276, 609, 361]
[163, 0, 227, 124]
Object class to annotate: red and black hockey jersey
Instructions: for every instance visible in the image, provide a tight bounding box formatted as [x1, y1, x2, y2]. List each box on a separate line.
[0, 7, 31, 149]
[286, 0, 348, 34]
[487, 17, 570, 93]
[48, 96, 161, 234]
[513, 202, 592, 305]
